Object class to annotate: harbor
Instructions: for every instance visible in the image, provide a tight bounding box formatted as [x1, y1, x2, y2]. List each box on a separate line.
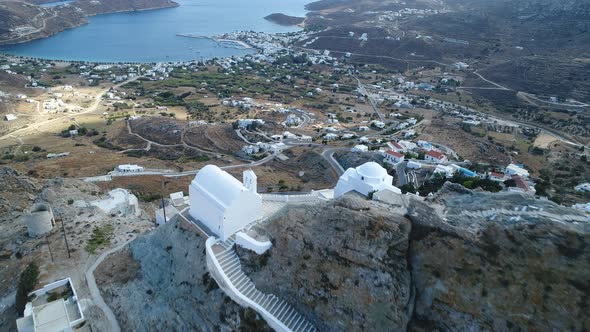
[176, 34, 253, 50]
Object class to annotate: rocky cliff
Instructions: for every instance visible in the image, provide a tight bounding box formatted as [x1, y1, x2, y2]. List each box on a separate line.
[96, 184, 590, 331]
[407, 183, 590, 331]
[95, 219, 272, 331]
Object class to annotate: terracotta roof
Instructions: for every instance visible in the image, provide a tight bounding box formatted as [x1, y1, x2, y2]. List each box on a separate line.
[490, 172, 504, 178]
[426, 150, 445, 160]
[385, 150, 404, 158]
[511, 175, 531, 191]
[389, 141, 403, 149]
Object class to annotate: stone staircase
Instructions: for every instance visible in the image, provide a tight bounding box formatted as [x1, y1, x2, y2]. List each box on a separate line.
[211, 237, 316, 332]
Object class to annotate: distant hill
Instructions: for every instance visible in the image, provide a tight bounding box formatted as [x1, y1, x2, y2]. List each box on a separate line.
[264, 13, 305, 26]
[0, 0, 179, 45]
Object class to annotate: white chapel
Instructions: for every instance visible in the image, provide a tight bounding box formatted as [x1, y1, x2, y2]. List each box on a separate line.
[334, 162, 401, 198]
[189, 165, 262, 241]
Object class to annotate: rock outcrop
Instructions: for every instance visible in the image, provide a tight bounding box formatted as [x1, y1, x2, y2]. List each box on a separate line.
[239, 195, 413, 331]
[96, 185, 590, 331]
[407, 185, 590, 331]
[95, 218, 272, 331]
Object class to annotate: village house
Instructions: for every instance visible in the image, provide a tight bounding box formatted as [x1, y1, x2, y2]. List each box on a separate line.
[489, 172, 507, 182]
[116, 164, 145, 173]
[425, 150, 448, 163]
[352, 145, 368, 152]
[505, 163, 530, 178]
[417, 140, 433, 151]
[399, 140, 417, 151]
[16, 278, 85, 332]
[387, 141, 405, 153]
[508, 175, 536, 195]
[4, 114, 17, 121]
[433, 165, 456, 178]
[242, 145, 260, 155]
[383, 150, 404, 165]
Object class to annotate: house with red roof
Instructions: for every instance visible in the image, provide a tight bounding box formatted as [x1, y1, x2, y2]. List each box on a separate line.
[383, 149, 404, 165]
[489, 172, 506, 182]
[424, 150, 448, 163]
[386, 141, 405, 153]
[508, 175, 536, 195]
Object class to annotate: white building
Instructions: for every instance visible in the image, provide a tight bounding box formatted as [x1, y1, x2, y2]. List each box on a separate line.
[237, 119, 265, 129]
[4, 114, 17, 121]
[399, 140, 417, 151]
[383, 150, 404, 165]
[242, 145, 261, 155]
[334, 162, 401, 198]
[189, 165, 262, 241]
[16, 278, 85, 332]
[117, 164, 145, 173]
[284, 114, 303, 126]
[425, 150, 448, 163]
[505, 163, 529, 178]
[352, 145, 368, 152]
[156, 205, 180, 226]
[324, 133, 339, 141]
[433, 165, 456, 178]
[370, 120, 385, 129]
[575, 183, 590, 192]
[257, 142, 286, 154]
[387, 141, 405, 153]
[169, 191, 187, 206]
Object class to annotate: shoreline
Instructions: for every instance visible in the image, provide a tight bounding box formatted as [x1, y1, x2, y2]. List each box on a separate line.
[0, 1, 311, 64]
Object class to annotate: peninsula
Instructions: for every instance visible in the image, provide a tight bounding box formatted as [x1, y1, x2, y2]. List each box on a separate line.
[264, 13, 305, 26]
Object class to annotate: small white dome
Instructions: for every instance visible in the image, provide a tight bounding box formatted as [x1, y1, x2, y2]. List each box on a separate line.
[356, 162, 387, 179]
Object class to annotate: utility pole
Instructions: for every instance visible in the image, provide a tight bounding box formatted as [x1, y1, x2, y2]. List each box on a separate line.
[161, 179, 170, 224]
[46, 235, 54, 263]
[60, 214, 71, 258]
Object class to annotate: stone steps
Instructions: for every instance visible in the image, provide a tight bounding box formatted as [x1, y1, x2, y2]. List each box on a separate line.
[211, 242, 316, 332]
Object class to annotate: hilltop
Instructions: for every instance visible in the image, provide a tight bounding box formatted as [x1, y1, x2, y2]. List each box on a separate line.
[95, 185, 590, 331]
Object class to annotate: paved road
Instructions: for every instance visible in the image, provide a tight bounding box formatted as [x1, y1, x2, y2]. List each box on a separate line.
[85, 237, 137, 332]
[395, 161, 408, 186]
[321, 147, 349, 176]
[354, 75, 385, 122]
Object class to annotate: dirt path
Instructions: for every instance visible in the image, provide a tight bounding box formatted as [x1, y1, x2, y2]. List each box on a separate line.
[85, 237, 137, 332]
[0, 76, 142, 143]
[0, 3, 58, 43]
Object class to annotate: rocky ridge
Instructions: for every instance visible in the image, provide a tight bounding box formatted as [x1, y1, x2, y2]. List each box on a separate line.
[95, 183, 590, 331]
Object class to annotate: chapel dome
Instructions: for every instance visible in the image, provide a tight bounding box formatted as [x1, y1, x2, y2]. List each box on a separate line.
[356, 162, 388, 179]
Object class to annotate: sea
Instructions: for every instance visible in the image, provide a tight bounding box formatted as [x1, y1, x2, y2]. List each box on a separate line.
[0, 0, 309, 63]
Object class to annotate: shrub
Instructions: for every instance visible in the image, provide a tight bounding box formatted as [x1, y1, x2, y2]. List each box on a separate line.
[15, 262, 40, 315]
[86, 225, 114, 254]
